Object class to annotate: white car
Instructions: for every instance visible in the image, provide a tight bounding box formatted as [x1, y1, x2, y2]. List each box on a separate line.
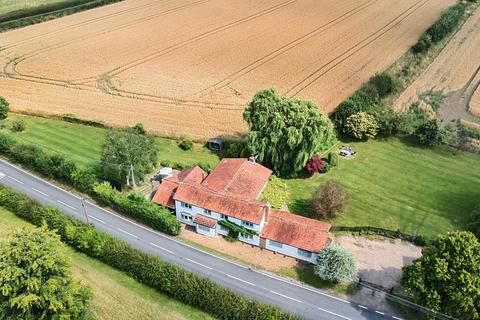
[339, 147, 356, 157]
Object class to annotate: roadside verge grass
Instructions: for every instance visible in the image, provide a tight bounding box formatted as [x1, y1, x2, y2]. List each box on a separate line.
[0, 207, 212, 320]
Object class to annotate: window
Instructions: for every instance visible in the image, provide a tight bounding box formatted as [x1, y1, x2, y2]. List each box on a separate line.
[181, 213, 192, 221]
[240, 233, 253, 240]
[297, 249, 312, 258]
[197, 224, 210, 232]
[204, 209, 212, 215]
[180, 202, 192, 209]
[269, 240, 283, 248]
[241, 220, 253, 228]
[220, 214, 229, 220]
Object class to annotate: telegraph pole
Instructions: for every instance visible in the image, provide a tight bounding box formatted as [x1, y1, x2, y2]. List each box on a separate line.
[81, 198, 90, 225]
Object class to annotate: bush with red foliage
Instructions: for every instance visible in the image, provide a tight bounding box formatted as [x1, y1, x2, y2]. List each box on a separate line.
[305, 155, 325, 174]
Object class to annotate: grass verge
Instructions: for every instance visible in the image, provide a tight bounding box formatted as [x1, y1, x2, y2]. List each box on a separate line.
[0, 207, 212, 320]
[0, 0, 123, 32]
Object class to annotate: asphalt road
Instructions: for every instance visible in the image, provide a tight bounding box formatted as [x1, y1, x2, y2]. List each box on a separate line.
[0, 159, 402, 320]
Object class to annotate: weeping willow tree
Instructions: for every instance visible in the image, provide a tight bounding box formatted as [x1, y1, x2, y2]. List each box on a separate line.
[243, 89, 335, 177]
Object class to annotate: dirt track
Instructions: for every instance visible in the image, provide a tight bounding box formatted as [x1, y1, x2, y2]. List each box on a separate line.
[0, 0, 454, 138]
[471, 87, 480, 116]
[395, 7, 480, 121]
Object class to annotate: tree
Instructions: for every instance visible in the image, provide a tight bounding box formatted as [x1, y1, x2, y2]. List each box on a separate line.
[415, 119, 446, 146]
[401, 231, 480, 319]
[314, 245, 358, 283]
[243, 89, 335, 177]
[344, 112, 379, 139]
[0, 97, 9, 120]
[99, 129, 158, 185]
[312, 180, 350, 218]
[0, 226, 91, 320]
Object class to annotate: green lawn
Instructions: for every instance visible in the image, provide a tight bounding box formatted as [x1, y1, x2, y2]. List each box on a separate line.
[285, 137, 480, 239]
[0, 207, 212, 320]
[3, 114, 219, 168]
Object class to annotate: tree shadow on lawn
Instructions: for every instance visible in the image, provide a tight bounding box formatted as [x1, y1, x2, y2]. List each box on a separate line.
[433, 189, 480, 233]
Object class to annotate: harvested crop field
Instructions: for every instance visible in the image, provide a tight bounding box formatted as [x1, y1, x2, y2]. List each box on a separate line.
[471, 87, 480, 116]
[395, 7, 480, 122]
[0, 0, 454, 138]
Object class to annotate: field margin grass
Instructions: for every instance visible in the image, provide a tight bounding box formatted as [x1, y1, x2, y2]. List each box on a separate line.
[0, 0, 124, 32]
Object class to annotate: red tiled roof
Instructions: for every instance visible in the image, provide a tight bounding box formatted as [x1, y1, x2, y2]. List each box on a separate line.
[152, 180, 178, 209]
[201, 158, 272, 199]
[173, 183, 266, 224]
[169, 166, 207, 184]
[152, 167, 207, 208]
[194, 214, 217, 228]
[260, 210, 332, 253]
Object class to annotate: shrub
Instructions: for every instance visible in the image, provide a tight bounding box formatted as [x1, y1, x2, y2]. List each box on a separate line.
[10, 143, 48, 171]
[312, 180, 350, 218]
[259, 176, 290, 209]
[426, 4, 465, 42]
[0, 97, 9, 120]
[93, 182, 181, 235]
[71, 166, 98, 193]
[0, 132, 14, 153]
[222, 140, 250, 158]
[304, 155, 325, 174]
[412, 33, 433, 53]
[10, 119, 26, 132]
[179, 138, 193, 150]
[0, 185, 300, 320]
[48, 154, 77, 183]
[368, 72, 399, 97]
[415, 119, 446, 146]
[131, 123, 146, 135]
[159, 159, 213, 173]
[326, 152, 338, 167]
[345, 112, 379, 139]
[314, 245, 358, 283]
[333, 84, 379, 132]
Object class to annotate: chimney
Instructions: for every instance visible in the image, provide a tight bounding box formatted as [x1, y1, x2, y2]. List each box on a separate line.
[264, 202, 271, 223]
[248, 155, 256, 163]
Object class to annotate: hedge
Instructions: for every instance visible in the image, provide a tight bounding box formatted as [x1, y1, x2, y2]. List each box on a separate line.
[331, 226, 427, 246]
[159, 159, 213, 173]
[412, 3, 465, 53]
[0, 185, 301, 320]
[93, 182, 181, 236]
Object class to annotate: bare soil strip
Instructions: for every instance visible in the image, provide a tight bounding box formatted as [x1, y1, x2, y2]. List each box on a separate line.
[0, 0, 454, 138]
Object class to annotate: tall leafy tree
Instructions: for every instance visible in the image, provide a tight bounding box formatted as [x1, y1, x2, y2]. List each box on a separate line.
[401, 231, 480, 319]
[243, 89, 335, 177]
[0, 226, 91, 320]
[99, 129, 158, 185]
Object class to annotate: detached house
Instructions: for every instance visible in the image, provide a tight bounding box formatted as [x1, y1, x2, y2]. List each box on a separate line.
[152, 158, 331, 263]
